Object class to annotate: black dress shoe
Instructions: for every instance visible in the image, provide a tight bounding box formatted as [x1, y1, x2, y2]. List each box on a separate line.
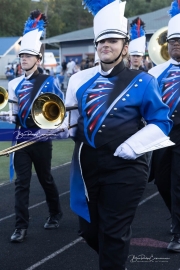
[10, 229, 27, 243]
[167, 234, 180, 252]
[44, 213, 63, 229]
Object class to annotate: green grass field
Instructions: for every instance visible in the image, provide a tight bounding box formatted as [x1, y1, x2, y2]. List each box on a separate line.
[0, 139, 74, 184]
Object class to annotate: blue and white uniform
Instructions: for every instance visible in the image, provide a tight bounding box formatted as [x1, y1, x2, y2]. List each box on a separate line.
[6, 70, 64, 230]
[62, 61, 172, 222]
[61, 61, 172, 269]
[149, 59, 180, 123]
[149, 58, 180, 235]
[8, 71, 63, 131]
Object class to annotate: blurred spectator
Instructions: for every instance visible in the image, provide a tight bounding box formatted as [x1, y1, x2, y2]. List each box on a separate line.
[66, 58, 75, 77]
[75, 58, 79, 64]
[80, 59, 87, 70]
[88, 61, 94, 68]
[56, 62, 62, 75]
[56, 63, 64, 89]
[10, 66, 15, 78]
[73, 63, 81, 73]
[85, 56, 90, 69]
[50, 68, 54, 76]
[5, 67, 14, 81]
[61, 60, 67, 75]
[15, 63, 23, 77]
[56, 73, 65, 90]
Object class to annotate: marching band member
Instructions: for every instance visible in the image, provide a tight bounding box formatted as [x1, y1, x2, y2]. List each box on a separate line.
[128, 17, 146, 71]
[59, 0, 173, 268]
[0, 10, 64, 243]
[149, 0, 180, 252]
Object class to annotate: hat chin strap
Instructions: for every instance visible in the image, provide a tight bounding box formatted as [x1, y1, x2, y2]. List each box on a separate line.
[100, 46, 124, 65]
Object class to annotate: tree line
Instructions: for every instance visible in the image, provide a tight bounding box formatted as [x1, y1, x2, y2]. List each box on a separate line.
[0, 0, 172, 38]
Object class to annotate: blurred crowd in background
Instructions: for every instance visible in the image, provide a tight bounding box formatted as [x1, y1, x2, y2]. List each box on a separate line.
[4, 55, 154, 91]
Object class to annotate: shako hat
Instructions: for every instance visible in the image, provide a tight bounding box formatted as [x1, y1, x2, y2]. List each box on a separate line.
[19, 10, 48, 58]
[167, 0, 180, 40]
[128, 17, 146, 56]
[82, 0, 129, 43]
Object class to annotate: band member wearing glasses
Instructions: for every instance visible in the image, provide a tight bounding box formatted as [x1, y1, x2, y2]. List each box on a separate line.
[149, 0, 180, 253]
[0, 10, 64, 243]
[58, 1, 173, 269]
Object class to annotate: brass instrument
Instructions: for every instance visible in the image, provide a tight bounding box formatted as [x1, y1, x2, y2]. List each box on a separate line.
[0, 86, 8, 110]
[32, 93, 66, 129]
[0, 128, 66, 156]
[0, 92, 78, 156]
[148, 26, 170, 65]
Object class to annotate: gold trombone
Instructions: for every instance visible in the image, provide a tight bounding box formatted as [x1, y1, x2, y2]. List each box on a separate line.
[0, 86, 8, 110]
[0, 88, 78, 156]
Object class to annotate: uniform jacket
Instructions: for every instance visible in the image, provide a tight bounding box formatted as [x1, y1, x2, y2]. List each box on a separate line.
[64, 61, 172, 222]
[149, 59, 180, 126]
[8, 70, 64, 130]
[6, 70, 64, 181]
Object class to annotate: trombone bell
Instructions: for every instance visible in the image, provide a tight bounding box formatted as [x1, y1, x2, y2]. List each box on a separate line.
[0, 86, 8, 110]
[32, 93, 66, 129]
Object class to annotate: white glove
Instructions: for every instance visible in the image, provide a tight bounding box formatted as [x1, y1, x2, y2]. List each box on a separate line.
[114, 142, 142, 160]
[0, 111, 17, 124]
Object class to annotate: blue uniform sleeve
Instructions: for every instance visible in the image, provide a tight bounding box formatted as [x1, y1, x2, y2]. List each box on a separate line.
[140, 76, 173, 135]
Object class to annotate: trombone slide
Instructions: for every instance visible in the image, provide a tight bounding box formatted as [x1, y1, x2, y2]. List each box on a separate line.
[0, 91, 78, 156]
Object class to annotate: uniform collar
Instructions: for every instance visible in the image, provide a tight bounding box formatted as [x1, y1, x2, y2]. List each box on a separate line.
[99, 60, 125, 78]
[170, 58, 180, 66]
[25, 69, 39, 80]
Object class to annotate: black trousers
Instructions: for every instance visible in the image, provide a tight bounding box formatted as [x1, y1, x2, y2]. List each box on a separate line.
[152, 125, 180, 234]
[78, 143, 148, 270]
[14, 140, 62, 229]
